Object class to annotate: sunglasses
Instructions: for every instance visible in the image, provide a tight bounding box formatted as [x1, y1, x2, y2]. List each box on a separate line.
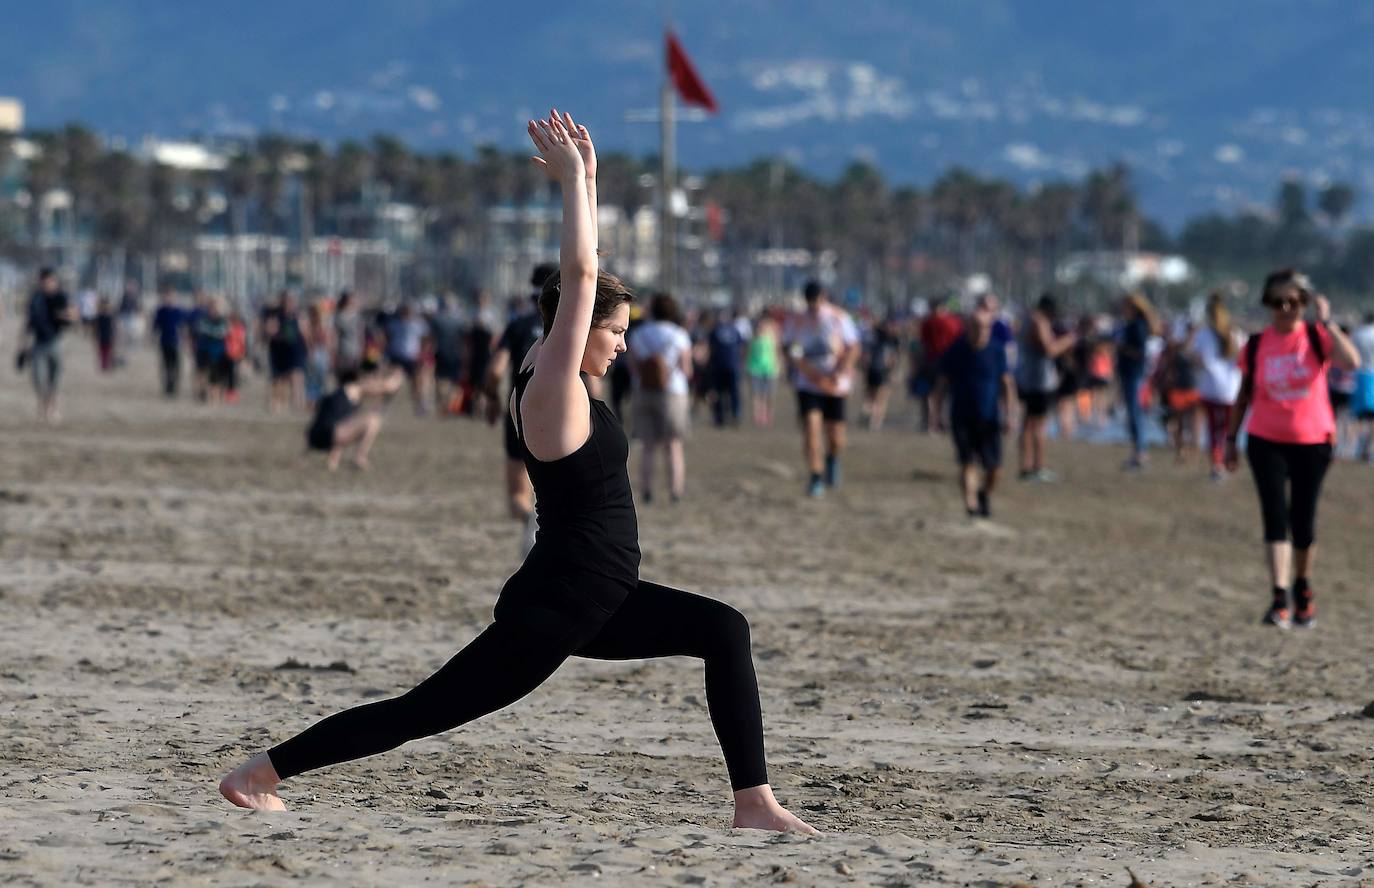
[1265, 296, 1303, 311]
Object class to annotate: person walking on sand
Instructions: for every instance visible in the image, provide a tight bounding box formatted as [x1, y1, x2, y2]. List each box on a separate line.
[150, 285, 186, 398]
[629, 292, 693, 503]
[16, 267, 77, 424]
[486, 264, 553, 555]
[1189, 292, 1243, 481]
[219, 110, 817, 834]
[1117, 293, 1161, 471]
[263, 291, 307, 413]
[1351, 311, 1374, 461]
[94, 296, 117, 372]
[746, 311, 782, 427]
[914, 298, 963, 433]
[1225, 269, 1360, 629]
[1015, 293, 1076, 482]
[784, 281, 860, 497]
[931, 295, 1017, 518]
[861, 315, 901, 432]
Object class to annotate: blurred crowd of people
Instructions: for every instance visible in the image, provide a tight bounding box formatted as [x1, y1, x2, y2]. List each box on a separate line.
[14, 262, 1370, 628]
[13, 265, 1374, 487]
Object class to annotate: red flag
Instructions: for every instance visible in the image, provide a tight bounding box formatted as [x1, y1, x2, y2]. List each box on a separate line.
[705, 200, 724, 242]
[666, 31, 718, 113]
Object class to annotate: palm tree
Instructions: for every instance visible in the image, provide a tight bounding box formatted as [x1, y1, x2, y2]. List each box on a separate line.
[1025, 182, 1079, 287]
[225, 150, 257, 237]
[299, 140, 333, 238]
[255, 134, 293, 237]
[1081, 163, 1135, 251]
[372, 134, 412, 202]
[92, 150, 148, 250]
[21, 132, 64, 255]
[931, 167, 983, 273]
[58, 125, 102, 245]
[1318, 182, 1356, 229]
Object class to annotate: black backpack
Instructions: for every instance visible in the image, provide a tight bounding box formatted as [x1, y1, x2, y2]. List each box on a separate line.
[1244, 323, 1325, 380]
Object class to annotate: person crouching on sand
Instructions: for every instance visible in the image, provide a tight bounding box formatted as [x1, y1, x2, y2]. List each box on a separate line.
[306, 367, 403, 471]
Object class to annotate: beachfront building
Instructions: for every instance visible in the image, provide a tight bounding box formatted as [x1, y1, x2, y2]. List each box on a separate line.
[0, 97, 22, 133]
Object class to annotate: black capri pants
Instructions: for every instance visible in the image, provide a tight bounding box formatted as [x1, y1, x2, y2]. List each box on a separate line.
[1245, 434, 1333, 549]
[267, 562, 768, 792]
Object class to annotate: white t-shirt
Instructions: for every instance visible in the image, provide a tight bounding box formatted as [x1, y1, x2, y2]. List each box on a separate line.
[784, 305, 861, 395]
[629, 320, 692, 395]
[1352, 323, 1374, 369]
[1191, 325, 1243, 404]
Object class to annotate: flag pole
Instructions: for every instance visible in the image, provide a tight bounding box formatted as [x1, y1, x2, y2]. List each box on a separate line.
[660, 36, 676, 295]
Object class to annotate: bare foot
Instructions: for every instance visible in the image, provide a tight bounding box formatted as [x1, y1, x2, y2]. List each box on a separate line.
[731, 784, 820, 835]
[351, 455, 370, 472]
[219, 752, 288, 811]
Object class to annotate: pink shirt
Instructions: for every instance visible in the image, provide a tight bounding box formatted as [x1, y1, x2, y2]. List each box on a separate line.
[1241, 322, 1334, 445]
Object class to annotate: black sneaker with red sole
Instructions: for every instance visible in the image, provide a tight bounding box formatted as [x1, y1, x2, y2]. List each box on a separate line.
[1261, 603, 1292, 629]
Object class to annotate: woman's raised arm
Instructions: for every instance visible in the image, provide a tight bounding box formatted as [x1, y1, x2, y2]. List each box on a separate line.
[521, 110, 599, 460]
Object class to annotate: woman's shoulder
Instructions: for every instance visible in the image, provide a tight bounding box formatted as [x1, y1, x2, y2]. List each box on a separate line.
[518, 339, 544, 374]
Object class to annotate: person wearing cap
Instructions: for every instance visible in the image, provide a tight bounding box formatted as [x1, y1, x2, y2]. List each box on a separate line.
[1225, 269, 1360, 629]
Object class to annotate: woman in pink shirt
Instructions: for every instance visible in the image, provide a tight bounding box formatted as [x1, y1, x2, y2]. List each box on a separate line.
[1225, 269, 1360, 628]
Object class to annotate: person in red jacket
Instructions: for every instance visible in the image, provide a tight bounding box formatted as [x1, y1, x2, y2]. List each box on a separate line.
[914, 299, 964, 432]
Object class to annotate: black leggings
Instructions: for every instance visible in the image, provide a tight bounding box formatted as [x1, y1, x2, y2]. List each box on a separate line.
[267, 577, 768, 792]
[1246, 435, 1333, 549]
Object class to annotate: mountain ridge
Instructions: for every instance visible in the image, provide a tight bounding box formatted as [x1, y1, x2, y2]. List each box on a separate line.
[4, 1, 1374, 225]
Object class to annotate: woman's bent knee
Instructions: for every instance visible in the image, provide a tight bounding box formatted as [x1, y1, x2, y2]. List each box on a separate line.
[709, 601, 752, 653]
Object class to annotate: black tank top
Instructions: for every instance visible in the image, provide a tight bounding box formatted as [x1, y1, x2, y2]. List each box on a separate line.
[513, 366, 640, 584]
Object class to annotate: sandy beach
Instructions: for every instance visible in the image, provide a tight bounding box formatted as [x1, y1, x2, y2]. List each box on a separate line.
[3, 324, 1374, 887]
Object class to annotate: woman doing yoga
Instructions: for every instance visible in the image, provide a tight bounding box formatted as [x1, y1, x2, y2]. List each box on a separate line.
[218, 109, 817, 834]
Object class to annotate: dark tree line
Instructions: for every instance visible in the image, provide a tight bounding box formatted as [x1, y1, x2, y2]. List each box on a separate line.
[0, 124, 1369, 303]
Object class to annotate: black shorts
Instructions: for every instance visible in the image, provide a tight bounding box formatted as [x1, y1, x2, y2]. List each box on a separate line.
[391, 356, 419, 379]
[952, 417, 1003, 469]
[1330, 390, 1352, 413]
[865, 367, 889, 393]
[270, 346, 303, 380]
[1018, 388, 1055, 418]
[797, 390, 845, 423]
[434, 354, 462, 383]
[911, 364, 937, 397]
[307, 422, 335, 452]
[208, 355, 233, 387]
[503, 410, 522, 460]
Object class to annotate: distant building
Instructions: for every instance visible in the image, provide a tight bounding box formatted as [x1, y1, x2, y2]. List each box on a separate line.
[1056, 250, 1193, 288]
[136, 138, 227, 172]
[0, 97, 22, 133]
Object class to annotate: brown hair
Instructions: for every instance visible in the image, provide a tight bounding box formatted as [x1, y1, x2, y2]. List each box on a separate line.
[649, 291, 682, 325]
[538, 269, 634, 331]
[1261, 267, 1311, 306]
[1124, 292, 1161, 336]
[1206, 291, 1236, 359]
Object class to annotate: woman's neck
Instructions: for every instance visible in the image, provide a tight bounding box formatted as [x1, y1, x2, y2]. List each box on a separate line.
[1274, 318, 1300, 334]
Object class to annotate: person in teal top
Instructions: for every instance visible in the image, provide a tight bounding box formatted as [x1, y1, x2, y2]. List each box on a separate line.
[747, 313, 782, 426]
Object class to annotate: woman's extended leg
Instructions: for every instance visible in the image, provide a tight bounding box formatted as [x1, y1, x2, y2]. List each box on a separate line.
[574, 581, 817, 833]
[222, 616, 585, 809]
